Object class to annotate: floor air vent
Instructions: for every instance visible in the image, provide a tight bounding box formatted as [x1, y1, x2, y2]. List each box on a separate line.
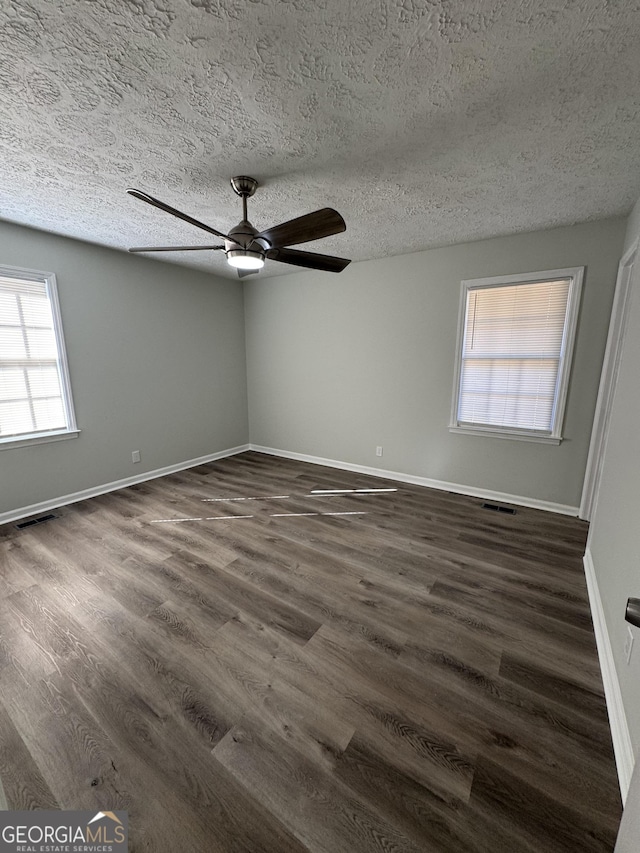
[16, 513, 58, 530]
[482, 503, 516, 515]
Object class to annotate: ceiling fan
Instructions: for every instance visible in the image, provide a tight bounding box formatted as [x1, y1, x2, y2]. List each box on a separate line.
[127, 176, 351, 278]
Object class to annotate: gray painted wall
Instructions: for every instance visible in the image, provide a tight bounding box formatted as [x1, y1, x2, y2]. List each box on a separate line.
[244, 218, 625, 509]
[0, 221, 249, 516]
[589, 196, 640, 755]
[616, 757, 640, 851]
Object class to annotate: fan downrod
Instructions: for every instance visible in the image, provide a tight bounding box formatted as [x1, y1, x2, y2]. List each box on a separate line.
[230, 176, 258, 198]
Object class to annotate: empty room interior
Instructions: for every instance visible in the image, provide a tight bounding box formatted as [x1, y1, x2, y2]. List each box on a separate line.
[1, 1, 640, 851]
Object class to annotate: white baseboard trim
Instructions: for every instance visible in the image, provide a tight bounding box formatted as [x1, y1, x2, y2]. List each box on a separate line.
[249, 445, 579, 516]
[1, 444, 250, 527]
[583, 548, 635, 801]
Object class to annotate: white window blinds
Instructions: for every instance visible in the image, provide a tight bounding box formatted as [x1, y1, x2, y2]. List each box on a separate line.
[0, 269, 76, 444]
[451, 268, 583, 441]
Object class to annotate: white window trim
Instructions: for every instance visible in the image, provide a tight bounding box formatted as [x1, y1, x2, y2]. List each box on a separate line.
[449, 266, 584, 444]
[0, 264, 80, 450]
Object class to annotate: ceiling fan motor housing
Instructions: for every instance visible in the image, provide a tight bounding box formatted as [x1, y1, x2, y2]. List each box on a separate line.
[226, 214, 266, 269]
[226, 219, 266, 253]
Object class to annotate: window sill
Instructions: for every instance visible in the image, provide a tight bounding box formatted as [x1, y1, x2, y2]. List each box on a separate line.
[449, 425, 562, 445]
[0, 429, 81, 451]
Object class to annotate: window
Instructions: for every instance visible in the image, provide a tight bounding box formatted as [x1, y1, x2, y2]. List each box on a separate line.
[0, 265, 79, 449]
[450, 267, 583, 443]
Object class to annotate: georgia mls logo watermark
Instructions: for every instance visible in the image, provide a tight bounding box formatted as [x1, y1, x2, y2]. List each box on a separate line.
[0, 810, 128, 853]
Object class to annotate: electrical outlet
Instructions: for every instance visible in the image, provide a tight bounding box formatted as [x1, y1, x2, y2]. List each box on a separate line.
[624, 626, 634, 664]
[376, 446, 383, 457]
[131, 450, 141, 463]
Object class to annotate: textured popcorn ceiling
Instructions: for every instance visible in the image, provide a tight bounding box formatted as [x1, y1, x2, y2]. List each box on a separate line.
[1, 0, 640, 279]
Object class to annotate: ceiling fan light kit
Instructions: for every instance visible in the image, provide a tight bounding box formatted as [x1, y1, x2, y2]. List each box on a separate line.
[127, 176, 351, 278]
[227, 250, 265, 270]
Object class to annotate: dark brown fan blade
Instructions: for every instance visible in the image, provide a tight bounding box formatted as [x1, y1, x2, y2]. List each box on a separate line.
[255, 208, 346, 250]
[266, 247, 351, 273]
[129, 245, 225, 253]
[237, 267, 260, 278]
[127, 189, 228, 240]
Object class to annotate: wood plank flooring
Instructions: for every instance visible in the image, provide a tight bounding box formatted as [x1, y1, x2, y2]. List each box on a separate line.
[0, 451, 621, 851]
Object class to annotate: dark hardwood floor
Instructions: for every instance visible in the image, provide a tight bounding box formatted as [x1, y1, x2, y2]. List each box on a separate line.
[0, 451, 621, 851]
